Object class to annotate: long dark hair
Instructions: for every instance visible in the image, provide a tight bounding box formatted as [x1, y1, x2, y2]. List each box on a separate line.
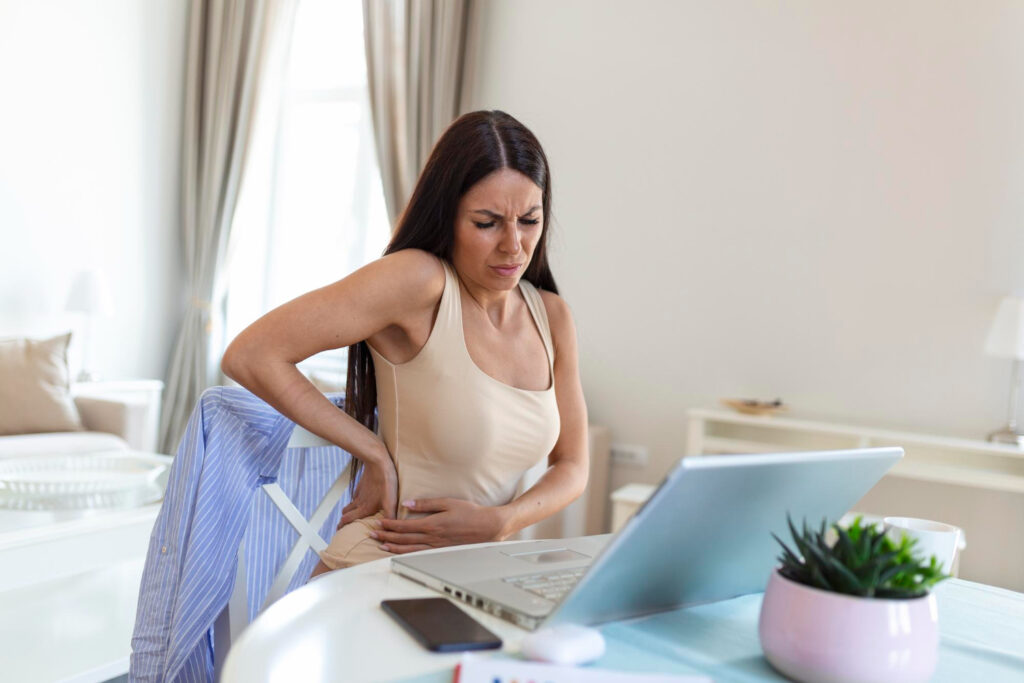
[343, 110, 558, 484]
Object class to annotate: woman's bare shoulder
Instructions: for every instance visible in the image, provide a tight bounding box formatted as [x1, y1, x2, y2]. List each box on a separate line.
[369, 248, 446, 307]
[537, 290, 576, 356]
[538, 289, 571, 322]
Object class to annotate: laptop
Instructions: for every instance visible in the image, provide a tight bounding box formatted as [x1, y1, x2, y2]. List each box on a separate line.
[390, 447, 903, 630]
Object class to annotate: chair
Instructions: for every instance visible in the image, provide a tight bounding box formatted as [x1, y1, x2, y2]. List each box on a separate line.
[130, 387, 362, 683]
[211, 424, 353, 680]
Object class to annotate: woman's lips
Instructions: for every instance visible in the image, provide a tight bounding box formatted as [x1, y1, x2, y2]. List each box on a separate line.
[490, 263, 522, 277]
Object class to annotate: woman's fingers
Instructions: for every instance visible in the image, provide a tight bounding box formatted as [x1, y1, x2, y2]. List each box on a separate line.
[381, 543, 432, 555]
[377, 518, 427, 533]
[338, 504, 369, 527]
[372, 530, 433, 546]
[402, 498, 449, 513]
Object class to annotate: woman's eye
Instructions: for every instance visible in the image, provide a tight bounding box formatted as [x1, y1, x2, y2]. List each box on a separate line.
[473, 218, 539, 229]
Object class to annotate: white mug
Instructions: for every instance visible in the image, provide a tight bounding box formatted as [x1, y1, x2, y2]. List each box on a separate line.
[884, 516, 962, 574]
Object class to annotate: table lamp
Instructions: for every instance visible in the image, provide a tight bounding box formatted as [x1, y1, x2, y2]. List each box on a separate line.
[984, 295, 1024, 446]
[65, 268, 114, 382]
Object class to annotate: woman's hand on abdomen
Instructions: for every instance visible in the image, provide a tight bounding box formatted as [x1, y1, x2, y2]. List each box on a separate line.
[369, 497, 511, 553]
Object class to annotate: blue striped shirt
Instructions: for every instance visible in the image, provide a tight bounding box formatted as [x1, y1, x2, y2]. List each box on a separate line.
[130, 386, 354, 682]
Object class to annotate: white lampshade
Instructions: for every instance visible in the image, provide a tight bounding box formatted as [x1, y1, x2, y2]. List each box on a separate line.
[984, 296, 1024, 360]
[65, 269, 114, 316]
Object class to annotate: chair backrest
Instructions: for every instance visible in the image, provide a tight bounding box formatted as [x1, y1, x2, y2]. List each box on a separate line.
[212, 425, 351, 681]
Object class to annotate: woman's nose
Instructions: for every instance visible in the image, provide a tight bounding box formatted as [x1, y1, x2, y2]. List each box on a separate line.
[500, 223, 522, 253]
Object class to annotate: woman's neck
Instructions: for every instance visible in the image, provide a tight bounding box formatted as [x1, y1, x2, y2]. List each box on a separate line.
[456, 271, 521, 329]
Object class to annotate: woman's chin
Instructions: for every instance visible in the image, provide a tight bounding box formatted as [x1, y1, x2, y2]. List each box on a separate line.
[489, 276, 521, 290]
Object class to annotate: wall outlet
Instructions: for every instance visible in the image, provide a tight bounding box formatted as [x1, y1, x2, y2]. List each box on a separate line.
[611, 443, 649, 468]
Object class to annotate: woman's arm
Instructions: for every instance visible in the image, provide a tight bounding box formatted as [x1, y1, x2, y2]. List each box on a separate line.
[493, 291, 589, 537]
[374, 291, 590, 551]
[221, 249, 445, 519]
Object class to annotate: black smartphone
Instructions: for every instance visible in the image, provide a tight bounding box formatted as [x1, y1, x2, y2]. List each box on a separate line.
[381, 597, 503, 652]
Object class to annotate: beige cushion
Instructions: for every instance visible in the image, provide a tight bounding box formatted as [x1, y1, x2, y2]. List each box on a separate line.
[0, 332, 84, 436]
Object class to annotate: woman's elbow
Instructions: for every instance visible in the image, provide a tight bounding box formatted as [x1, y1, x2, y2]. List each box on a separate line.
[567, 458, 589, 502]
[220, 351, 240, 384]
[220, 341, 251, 384]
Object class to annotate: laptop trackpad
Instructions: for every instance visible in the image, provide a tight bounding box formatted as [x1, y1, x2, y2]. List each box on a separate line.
[499, 548, 590, 564]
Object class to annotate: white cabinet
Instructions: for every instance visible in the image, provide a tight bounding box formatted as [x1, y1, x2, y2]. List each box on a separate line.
[686, 408, 1024, 492]
[610, 483, 655, 533]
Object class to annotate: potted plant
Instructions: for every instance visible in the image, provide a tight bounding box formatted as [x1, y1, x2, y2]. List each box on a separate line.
[759, 516, 949, 683]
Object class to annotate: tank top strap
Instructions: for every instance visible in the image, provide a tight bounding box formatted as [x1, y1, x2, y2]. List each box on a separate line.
[518, 279, 555, 374]
[433, 258, 463, 339]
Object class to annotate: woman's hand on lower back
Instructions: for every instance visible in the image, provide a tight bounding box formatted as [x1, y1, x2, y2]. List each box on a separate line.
[370, 498, 511, 554]
[337, 448, 398, 527]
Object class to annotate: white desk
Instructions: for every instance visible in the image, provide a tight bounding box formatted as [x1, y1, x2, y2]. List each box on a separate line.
[223, 544, 1024, 683]
[223, 543, 528, 683]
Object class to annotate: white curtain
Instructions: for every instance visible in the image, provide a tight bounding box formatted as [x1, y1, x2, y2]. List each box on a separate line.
[158, 0, 297, 455]
[362, 0, 473, 229]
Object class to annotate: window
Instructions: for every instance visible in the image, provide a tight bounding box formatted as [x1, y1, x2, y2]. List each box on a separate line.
[224, 0, 390, 391]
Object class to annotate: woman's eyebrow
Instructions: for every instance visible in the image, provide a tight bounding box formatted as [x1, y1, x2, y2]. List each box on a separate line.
[471, 205, 541, 217]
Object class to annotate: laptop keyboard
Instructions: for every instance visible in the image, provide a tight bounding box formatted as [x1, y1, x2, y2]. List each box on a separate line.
[503, 567, 586, 602]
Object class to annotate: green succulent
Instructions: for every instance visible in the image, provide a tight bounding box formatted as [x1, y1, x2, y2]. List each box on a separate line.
[773, 515, 949, 599]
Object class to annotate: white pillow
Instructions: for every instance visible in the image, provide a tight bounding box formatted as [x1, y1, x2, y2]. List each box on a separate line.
[0, 332, 85, 436]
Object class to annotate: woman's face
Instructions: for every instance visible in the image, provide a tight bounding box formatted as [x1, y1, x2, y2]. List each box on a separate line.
[452, 168, 544, 292]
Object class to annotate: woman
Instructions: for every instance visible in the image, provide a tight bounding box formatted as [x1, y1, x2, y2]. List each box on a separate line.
[221, 110, 589, 578]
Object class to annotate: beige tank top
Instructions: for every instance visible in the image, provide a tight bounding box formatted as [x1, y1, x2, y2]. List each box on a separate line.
[366, 258, 561, 516]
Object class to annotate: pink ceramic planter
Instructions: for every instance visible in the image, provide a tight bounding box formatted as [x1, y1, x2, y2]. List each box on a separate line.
[759, 570, 938, 683]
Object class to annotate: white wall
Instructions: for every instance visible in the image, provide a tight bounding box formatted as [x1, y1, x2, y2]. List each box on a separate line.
[0, 0, 187, 381]
[462, 0, 1024, 488]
